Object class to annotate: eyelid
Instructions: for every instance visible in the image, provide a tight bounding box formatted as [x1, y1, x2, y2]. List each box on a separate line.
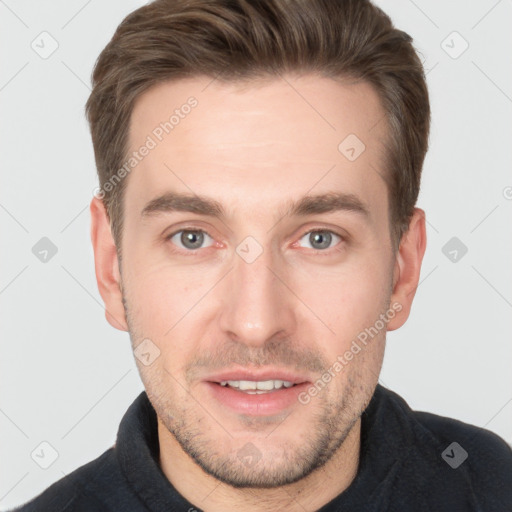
[164, 221, 218, 241]
[165, 226, 214, 239]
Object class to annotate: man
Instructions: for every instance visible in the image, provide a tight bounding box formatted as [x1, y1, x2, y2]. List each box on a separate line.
[10, 0, 512, 511]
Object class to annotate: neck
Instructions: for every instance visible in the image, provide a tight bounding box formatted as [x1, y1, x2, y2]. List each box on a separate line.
[158, 417, 361, 512]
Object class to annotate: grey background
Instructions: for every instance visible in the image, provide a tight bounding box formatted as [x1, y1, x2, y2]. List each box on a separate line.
[1, 0, 511, 509]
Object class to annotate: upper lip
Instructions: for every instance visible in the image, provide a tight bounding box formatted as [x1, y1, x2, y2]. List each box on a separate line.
[204, 367, 311, 385]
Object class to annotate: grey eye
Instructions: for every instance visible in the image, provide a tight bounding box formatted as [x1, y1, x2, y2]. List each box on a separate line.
[170, 230, 214, 250]
[298, 230, 341, 250]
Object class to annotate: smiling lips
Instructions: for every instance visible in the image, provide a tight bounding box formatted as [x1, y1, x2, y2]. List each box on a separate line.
[219, 379, 295, 393]
[203, 368, 312, 413]
[205, 368, 310, 389]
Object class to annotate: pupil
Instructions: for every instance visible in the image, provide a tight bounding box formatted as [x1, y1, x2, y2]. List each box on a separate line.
[182, 231, 203, 249]
[311, 231, 331, 250]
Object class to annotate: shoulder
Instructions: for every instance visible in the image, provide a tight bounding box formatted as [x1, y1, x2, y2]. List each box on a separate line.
[379, 386, 512, 509]
[381, 386, 512, 464]
[413, 407, 512, 476]
[6, 448, 123, 512]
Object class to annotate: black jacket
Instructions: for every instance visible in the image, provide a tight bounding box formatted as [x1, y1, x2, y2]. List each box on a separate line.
[8, 384, 512, 511]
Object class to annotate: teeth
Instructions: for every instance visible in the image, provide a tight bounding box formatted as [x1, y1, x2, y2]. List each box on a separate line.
[257, 380, 279, 390]
[219, 379, 295, 391]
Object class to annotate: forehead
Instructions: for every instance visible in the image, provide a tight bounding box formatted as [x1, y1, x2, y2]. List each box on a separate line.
[125, 74, 389, 224]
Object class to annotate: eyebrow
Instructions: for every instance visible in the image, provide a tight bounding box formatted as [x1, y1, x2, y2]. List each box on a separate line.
[140, 191, 370, 221]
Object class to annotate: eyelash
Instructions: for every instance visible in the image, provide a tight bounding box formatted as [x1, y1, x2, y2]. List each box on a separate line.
[165, 227, 345, 255]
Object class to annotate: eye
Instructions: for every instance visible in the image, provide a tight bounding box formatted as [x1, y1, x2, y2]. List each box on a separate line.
[297, 230, 343, 251]
[167, 229, 215, 251]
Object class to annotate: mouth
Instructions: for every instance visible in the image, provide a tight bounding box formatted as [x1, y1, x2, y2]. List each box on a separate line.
[203, 369, 311, 415]
[217, 379, 297, 394]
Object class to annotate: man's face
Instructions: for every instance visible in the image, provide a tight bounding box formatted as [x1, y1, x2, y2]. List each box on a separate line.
[118, 74, 396, 487]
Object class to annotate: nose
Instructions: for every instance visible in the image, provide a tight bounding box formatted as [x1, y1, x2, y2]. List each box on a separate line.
[218, 242, 297, 348]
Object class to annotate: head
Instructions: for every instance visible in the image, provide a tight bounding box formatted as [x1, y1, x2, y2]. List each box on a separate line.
[88, 0, 428, 490]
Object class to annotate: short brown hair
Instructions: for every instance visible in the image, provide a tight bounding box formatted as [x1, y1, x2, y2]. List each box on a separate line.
[85, 0, 430, 256]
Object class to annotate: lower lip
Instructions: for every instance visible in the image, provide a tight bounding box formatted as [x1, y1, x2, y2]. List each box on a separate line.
[204, 381, 310, 415]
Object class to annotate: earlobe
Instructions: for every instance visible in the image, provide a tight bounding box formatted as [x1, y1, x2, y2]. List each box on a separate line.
[387, 208, 427, 332]
[90, 196, 128, 332]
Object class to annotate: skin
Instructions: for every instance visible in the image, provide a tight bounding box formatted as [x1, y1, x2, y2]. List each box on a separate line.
[90, 74, 426, 512]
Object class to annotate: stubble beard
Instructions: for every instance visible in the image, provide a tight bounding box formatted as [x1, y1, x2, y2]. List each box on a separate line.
[122, 293, 381, 489]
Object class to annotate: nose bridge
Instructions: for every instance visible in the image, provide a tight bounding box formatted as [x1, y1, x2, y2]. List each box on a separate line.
[218, 238, 296, 346]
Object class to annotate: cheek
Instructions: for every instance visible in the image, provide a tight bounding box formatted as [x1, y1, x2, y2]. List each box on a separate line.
[124, 263, 210, 367]
[294, 261, 391, 348]
[126, 257, 202, 318]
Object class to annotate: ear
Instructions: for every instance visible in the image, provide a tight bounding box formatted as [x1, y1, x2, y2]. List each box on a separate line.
[90, 196, 128, 331]
[387, 208, 427, 331]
